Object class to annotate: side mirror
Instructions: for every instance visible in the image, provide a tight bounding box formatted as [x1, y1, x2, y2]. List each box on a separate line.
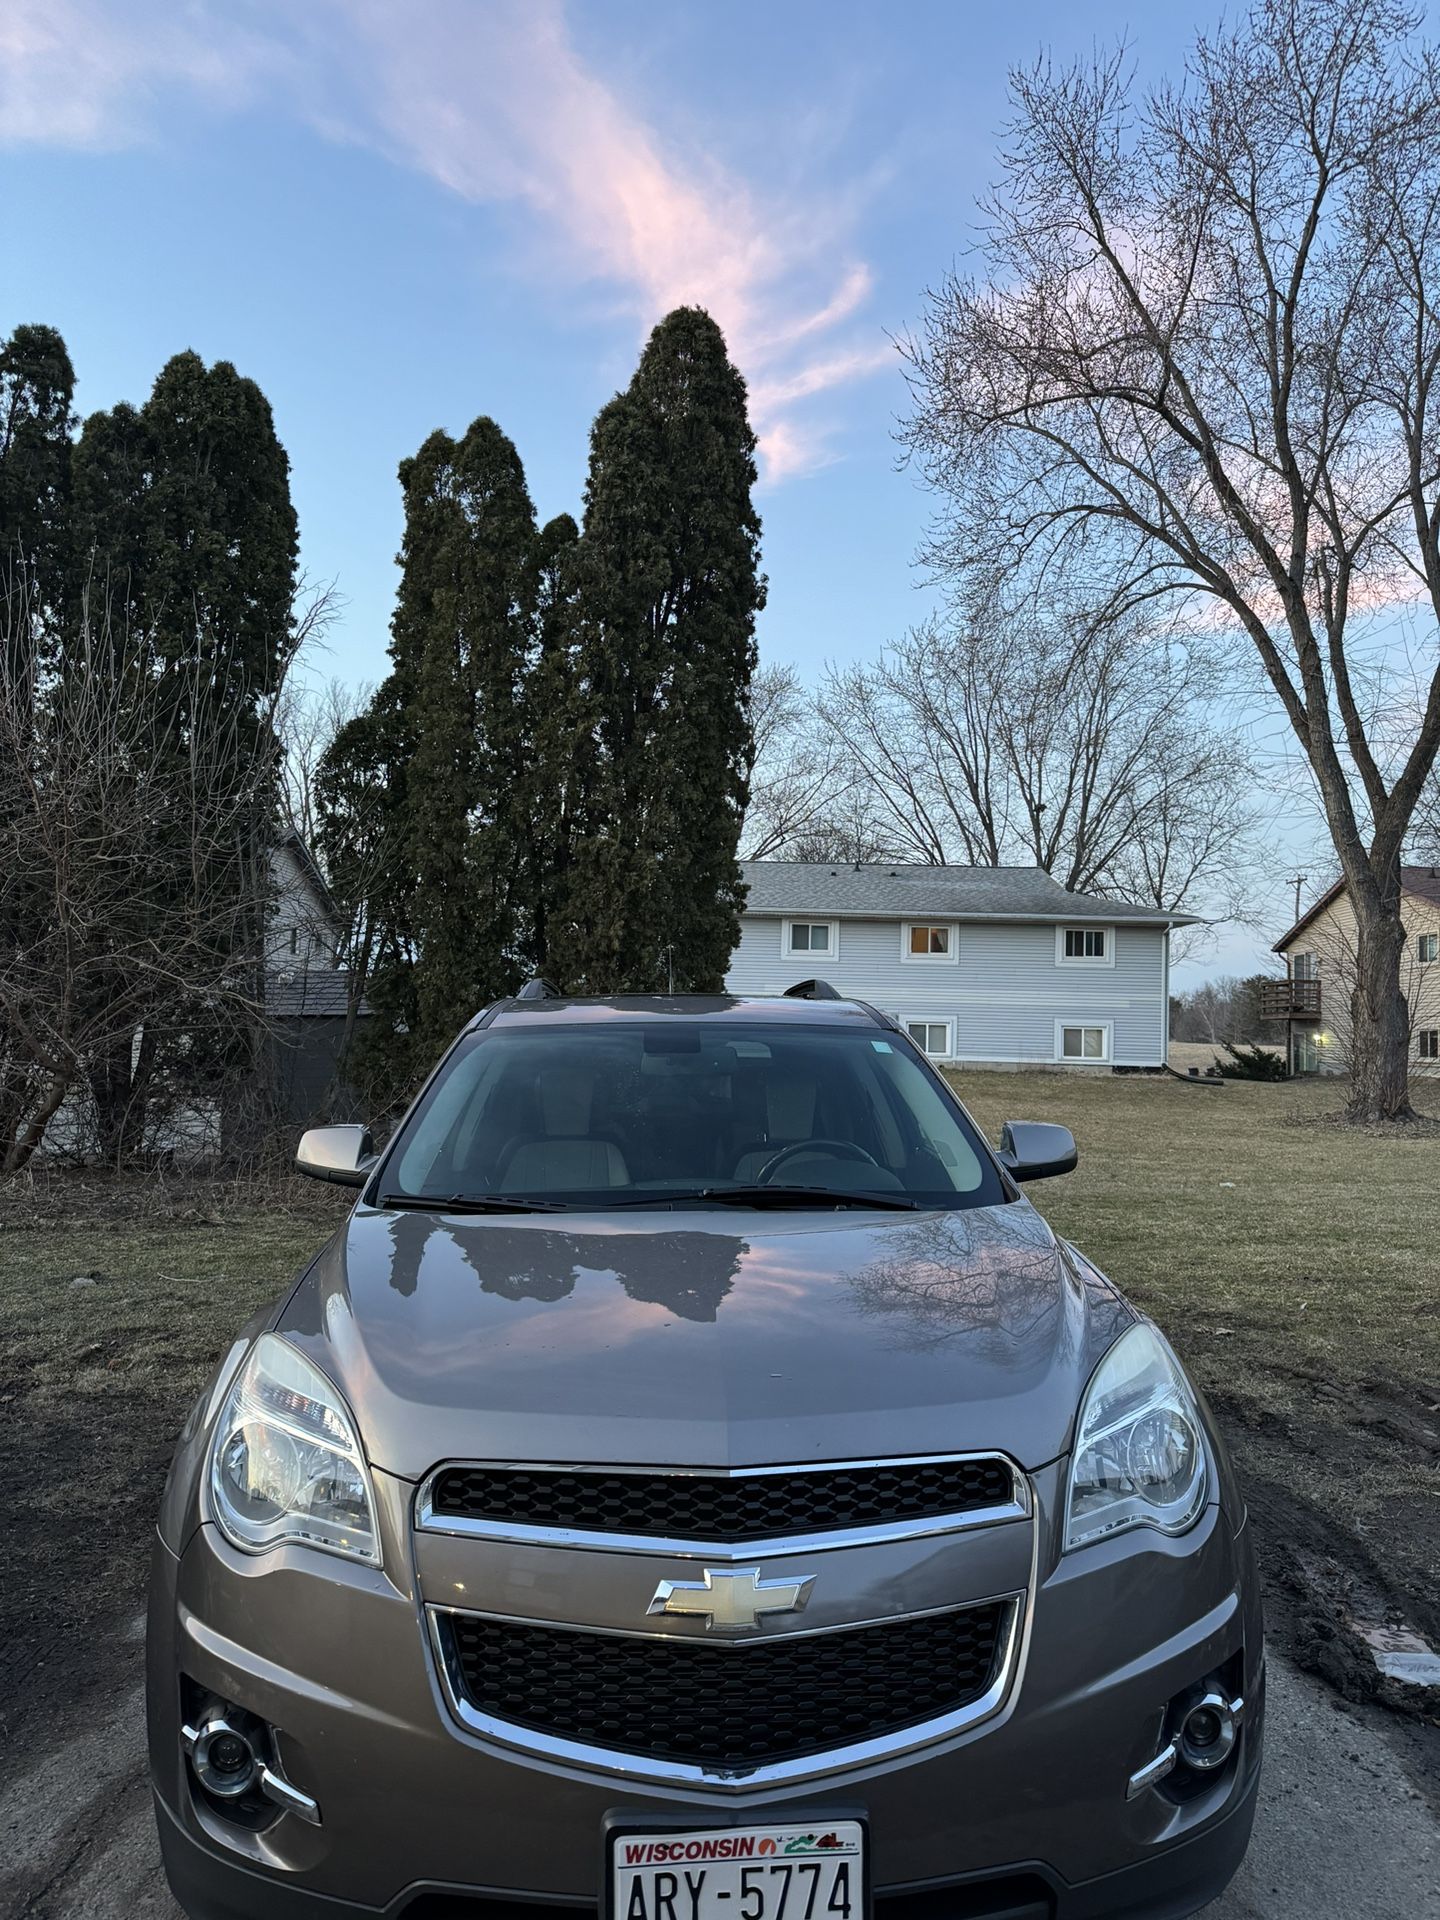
[997, 1120, 1077, 1183]
[296, 1123, 377, 1188]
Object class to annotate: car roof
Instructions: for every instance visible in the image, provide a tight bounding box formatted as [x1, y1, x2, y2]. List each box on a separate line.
[470, 993, 889, 1033]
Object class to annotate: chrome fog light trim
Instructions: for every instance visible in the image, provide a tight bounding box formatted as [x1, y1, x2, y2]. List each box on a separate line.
[1126, 1689, 1245, 1799]
[1126, 1741, 1178, 1800]
[182, 1716, 322, 1826]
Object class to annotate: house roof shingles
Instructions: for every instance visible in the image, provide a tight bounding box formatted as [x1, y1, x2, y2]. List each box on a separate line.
[739, 861, 1196, 926]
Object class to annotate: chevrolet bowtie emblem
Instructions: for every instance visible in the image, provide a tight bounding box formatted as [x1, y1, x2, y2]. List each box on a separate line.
[647, 1566, 816, 1633]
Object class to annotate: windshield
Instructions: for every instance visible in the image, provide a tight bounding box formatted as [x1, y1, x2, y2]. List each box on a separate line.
[377, 1019, 1006, 1212]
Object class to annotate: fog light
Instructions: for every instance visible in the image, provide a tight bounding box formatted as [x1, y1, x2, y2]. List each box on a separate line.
[190, 1716, 259, 1798]
[181, 1703, 322, 1827]
[1178, 1689, 1239, 1771]
[1126, 1677, 1245, 1799]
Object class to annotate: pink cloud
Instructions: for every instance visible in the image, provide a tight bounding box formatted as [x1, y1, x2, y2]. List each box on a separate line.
[0, 0, 890, 480]
[0, 0, 275, 149]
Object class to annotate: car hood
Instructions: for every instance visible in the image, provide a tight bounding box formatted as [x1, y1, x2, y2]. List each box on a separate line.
[276, 1201, 1134, 1479]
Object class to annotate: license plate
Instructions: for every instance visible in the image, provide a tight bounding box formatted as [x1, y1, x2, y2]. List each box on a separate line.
[611, 1821, 866, 1920]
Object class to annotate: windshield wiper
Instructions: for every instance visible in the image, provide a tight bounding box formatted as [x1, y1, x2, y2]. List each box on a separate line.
[377, 1193, 570, 1214]
[602, 1184, 920, 1212]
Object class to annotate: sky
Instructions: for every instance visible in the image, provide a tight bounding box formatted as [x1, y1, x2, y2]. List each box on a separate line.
[0, 0, 1334, 985]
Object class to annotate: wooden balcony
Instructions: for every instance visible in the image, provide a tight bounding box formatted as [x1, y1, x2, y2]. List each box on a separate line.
[1259, 978, 1321, 1020]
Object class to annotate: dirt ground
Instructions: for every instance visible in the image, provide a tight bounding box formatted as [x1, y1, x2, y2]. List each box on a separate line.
[1, 1075, 1437, 1913]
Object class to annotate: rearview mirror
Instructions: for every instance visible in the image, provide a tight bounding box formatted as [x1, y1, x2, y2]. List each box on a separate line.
[997, 1120, 1077, 1183]
[296, 1123, 377, 1188]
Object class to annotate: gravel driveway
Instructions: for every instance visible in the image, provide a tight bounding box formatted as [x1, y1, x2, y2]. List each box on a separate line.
[3, 1637, 1434, 1920]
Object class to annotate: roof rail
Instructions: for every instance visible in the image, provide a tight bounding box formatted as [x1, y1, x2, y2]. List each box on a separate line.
[515, 977, 561, 1001]
[783, 978, 843, 1001]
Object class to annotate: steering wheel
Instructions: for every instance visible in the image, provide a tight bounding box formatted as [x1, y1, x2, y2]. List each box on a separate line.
[755, 1139, 882, 1184]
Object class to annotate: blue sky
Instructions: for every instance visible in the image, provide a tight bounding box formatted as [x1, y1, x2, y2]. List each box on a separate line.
[4, 0, 1305, 981]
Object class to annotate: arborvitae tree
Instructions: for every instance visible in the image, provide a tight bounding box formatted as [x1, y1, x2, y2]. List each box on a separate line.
[353, 418, 539, 1081]
[0, 326, 75, 1156]
[315, 689, 415, 1106]
[558, 308, 763, 992]
[140, 352, 297, 720]
[0, 324, 75, 671]
[69, 402, 154, 658]
[522, 511, 582, 973]
[69, 353, 299, 1157]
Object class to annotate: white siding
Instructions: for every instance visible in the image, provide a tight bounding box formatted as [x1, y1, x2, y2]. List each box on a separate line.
[726, 915, 1169, 1067]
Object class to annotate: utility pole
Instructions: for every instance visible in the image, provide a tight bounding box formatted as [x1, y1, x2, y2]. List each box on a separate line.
[1289, 874, 1308, 929]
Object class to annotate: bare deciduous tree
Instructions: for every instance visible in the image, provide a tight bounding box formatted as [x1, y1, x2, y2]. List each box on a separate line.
[0, 592, 278, 1173]
[818, 595, 1260, 933]
[740, 664, 849, 860]
[276, 661, 369, 852]
[903, 0, 1440, 1119]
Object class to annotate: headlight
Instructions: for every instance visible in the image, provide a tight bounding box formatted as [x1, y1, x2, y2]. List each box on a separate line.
[1064, 1323, 1207, 1551]
[209, 1334, 380, 1565]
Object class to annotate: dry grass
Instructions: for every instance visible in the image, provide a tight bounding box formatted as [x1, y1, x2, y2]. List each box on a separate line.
[948, 1067, 1440, 1664]
[946, 1069, 1438, 1403]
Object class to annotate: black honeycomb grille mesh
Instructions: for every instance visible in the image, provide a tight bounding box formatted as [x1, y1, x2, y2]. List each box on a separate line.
[428, 1459, 1014, 1540]
[441, 1604, 1006, 1771]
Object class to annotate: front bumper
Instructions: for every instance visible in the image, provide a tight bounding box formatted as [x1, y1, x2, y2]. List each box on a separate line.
[154, 1775, 1259, 1920]
[148, 1463, 1263, 1920]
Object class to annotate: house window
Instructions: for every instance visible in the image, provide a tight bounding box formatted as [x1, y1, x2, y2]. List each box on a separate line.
[1291, 950, 1317, 980]
[1057, 925, 1113, 967]
[785, 920, 834, 956]
[902, 922, 957, 963]
[288, 927, 299, 956]
[905, 1019, 954, 1059]
[1417, 934, 1438, 964]
[1057, 1022, 1111, 1062]
[1419, 1029, 1439, 1060]
[1294, 1030, 1321, 1074]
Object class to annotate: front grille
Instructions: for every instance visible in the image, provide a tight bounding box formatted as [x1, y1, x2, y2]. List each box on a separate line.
[426, 1457, 1016, 1541]
[438, 1603, 1007, 1772]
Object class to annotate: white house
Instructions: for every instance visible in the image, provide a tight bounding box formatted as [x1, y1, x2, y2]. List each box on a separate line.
[726, 862, 1194, 1070]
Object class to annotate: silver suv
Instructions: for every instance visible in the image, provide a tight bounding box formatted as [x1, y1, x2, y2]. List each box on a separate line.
[148, 986, 1262, 1920]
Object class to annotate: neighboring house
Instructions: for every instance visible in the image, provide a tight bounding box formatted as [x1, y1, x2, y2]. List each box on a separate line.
[1268, 866, 1440, 1077]
[267, 830, 341, 971]
[727, 862, 1194, 1069]
[265, 830, 369, 1124]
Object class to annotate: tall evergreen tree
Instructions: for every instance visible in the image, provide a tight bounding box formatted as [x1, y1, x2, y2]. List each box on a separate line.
[522, 511, 582, 974]
[316, 687, 414, 1103]
[558, 308, 763, 992]
[348, 418, 539, 1082]
[68, 353, 299, 1156]
[0, 324, 76, 671]
[0, 326, 76, 1158]
[69, 401, 154, 659]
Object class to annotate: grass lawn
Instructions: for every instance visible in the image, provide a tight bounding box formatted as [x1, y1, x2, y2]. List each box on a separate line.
[1, 1072, 1437, 1743]
[948, 1068, 1438, 1423]
[949, 1067, 1440, 1689]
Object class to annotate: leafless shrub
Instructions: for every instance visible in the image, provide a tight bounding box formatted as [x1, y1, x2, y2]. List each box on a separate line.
[0, 583, 282, 1173]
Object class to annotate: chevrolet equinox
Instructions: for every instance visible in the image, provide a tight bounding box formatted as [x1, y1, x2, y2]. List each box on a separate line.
[148, 983, 1262, 1920]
